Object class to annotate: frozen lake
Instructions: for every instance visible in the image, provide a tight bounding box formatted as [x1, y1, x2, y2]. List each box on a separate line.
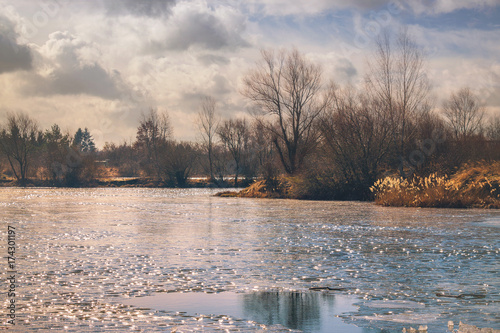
[0, 188, 498, 332]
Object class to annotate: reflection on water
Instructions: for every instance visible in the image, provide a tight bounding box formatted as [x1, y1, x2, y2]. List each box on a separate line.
[244, 292, 323, 330]
[242, 292, 372, 332]
[124, 291, 375, 333]
[0, 188, 499, 332]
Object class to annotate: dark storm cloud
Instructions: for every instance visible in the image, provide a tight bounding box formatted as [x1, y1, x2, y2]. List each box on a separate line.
[103, 0, 177, 17]
[0, 15, 32, 73]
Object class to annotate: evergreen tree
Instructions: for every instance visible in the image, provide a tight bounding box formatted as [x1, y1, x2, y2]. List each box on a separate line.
[73, 128, 96, 153]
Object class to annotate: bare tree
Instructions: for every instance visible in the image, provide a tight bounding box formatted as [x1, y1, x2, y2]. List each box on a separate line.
[319, 86, 393, 197]
[101, 141, 140, 177]
[486, 115, 500, 141]
[365, 29, 430, 177]
[197, 96, 220, 181]
[217, 118, 250, 186]
[135, 108, 172, 179]
[242, 48, 330, 174]
[443, 87, 485, 140]
[0, 112, 42, 185]
[162, 141, 198, 187]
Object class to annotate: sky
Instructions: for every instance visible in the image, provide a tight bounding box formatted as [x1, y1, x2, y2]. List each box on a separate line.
[0, 0, 499, 147]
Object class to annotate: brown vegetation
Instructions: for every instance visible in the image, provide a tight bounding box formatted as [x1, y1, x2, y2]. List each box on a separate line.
[216, 179, 290, 199]
[371, 161, 500, 208]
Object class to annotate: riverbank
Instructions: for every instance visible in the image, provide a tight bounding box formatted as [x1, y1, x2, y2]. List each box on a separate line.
[0, 177, 248, 189]
[217, 161, 500, 209]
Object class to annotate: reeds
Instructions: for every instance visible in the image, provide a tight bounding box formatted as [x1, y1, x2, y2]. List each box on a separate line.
[371, 162, 500, 208]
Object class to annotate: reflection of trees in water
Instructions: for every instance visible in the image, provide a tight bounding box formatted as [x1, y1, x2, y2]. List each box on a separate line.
[242, 292, 323, 331]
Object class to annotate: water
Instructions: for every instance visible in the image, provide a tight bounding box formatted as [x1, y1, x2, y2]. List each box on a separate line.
[122, 291, 370, 333]
[0, 188, 499, 332]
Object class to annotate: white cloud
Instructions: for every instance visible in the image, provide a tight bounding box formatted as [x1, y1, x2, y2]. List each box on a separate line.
[17, 31, 129, 100]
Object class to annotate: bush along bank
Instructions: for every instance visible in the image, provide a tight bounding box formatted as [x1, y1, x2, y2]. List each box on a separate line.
[218, 161, 500, 209]
[370, 161, 500, 208]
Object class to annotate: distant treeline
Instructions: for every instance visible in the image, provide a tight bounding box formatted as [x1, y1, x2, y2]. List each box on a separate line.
[1, 30, 499, 197]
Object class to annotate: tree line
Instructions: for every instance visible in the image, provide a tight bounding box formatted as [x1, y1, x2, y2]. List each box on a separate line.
[0, 106, 271, 187]
[1, 29, 499, 197]
[238, 30, 499, 199]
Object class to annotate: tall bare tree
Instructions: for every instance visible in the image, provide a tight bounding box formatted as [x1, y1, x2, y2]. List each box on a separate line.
[217, 118, 250, 186]
[443, 87, 485, 140]
[242, 48, 330, 174]
[197, 96, 220, 181]
[135, 108, 172, 179]
[0, 112, 42, 185]
[365, 29, 430, 177]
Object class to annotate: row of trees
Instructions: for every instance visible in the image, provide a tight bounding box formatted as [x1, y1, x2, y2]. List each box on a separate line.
[1, 29, 498, 196]
[236, 29, 499, 199]
[0, 112, 96, 186]
[102, 106, 271, 187]
[0, 106, 273, 187]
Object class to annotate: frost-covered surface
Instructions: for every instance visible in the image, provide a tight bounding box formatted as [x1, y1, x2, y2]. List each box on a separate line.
[0, 188, 499, 332]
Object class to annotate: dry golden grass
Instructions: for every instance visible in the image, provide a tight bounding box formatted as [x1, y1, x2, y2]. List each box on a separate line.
[371, 161, 500, 208]
[216, 177, 300, 199]
[238, 179, 284, 198]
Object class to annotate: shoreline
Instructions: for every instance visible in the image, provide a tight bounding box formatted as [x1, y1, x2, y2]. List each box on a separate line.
[2, 172, 499, 209]
[0, 177, 245, 189]
[215, 178, 500, 209]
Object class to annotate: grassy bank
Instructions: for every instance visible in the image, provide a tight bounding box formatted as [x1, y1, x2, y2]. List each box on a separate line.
[371, 162, 500, 208]
[215, 175, 359, 200]
[217, 161, 500, 209]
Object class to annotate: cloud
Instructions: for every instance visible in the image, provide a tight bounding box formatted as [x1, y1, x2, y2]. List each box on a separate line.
[197, 54, 230, 65]
[103, 0, 176, 17]
[1, 0, 499, 146]
[21, 31, 128, 100]
[149, 1, 250, 52]
[408, 0, 500, 15]
[0, 15, 32, 73]
[242, 0, 500, 17]
[334, 58, 358, 81]
[241, 0, 394, 16]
